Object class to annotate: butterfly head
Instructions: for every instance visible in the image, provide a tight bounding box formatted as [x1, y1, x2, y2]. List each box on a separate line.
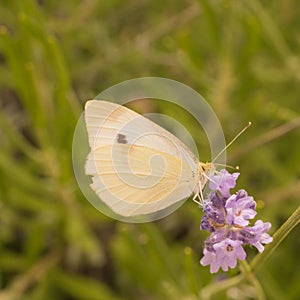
[192, 162, 215, 205]
[199, 162, 213, 174]
[199, 161, 215, 188]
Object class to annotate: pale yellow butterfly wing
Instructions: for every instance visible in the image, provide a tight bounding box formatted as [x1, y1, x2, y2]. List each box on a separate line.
[85, 100, 200, 217]
[85, 100, 198, 167]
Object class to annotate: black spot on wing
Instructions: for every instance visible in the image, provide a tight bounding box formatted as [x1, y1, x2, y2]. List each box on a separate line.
[117, 133, 128, 144]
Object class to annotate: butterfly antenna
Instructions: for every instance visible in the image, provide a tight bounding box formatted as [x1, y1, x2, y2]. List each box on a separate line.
[212, 122, 252, 164]
[213, 163, 239, 170]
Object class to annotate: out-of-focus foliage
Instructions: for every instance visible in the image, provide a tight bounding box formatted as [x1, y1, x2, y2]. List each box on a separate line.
[0, 1, 299, 299]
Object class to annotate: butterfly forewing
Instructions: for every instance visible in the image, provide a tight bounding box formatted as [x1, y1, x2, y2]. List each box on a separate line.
[85, 100, 198, 165]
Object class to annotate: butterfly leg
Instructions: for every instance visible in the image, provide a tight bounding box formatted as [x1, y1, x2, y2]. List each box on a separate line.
[192, 193, 201, 205]
[192, 180, 204, 206]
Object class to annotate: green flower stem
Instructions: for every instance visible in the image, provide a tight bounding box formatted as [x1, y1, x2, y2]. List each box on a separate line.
[200, 273, 244, 300]
[250, 205, 300, 271]
[239, 260, 265, 300]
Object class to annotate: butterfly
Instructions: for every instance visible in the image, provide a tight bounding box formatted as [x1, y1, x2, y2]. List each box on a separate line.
[84, 100, 218, 218]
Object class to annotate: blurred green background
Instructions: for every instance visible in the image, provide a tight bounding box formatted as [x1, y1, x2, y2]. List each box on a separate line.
[0, 1, 299, 299]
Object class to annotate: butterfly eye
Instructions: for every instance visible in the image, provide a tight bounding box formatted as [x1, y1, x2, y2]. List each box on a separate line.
[200, 163, 207, 172]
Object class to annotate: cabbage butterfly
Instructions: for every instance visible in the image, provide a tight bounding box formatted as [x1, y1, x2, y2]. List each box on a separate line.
[85, 100, 214, 217]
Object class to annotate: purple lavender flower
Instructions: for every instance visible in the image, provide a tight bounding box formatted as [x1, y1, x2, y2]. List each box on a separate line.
[225, 190, 257, 226]
[204, 228, 228, 250]
[200, 248, 219, 274]
[240, 220, 273, 252]
[200, 238, 246, 273]
[209, 169, 239, 198]
[200, 194, 227, 231]
[200, 169, 272, 273]
[214, 238, 246, 271]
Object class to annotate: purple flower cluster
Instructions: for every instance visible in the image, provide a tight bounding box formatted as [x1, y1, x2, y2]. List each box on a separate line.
[200, 169, 273, 273]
